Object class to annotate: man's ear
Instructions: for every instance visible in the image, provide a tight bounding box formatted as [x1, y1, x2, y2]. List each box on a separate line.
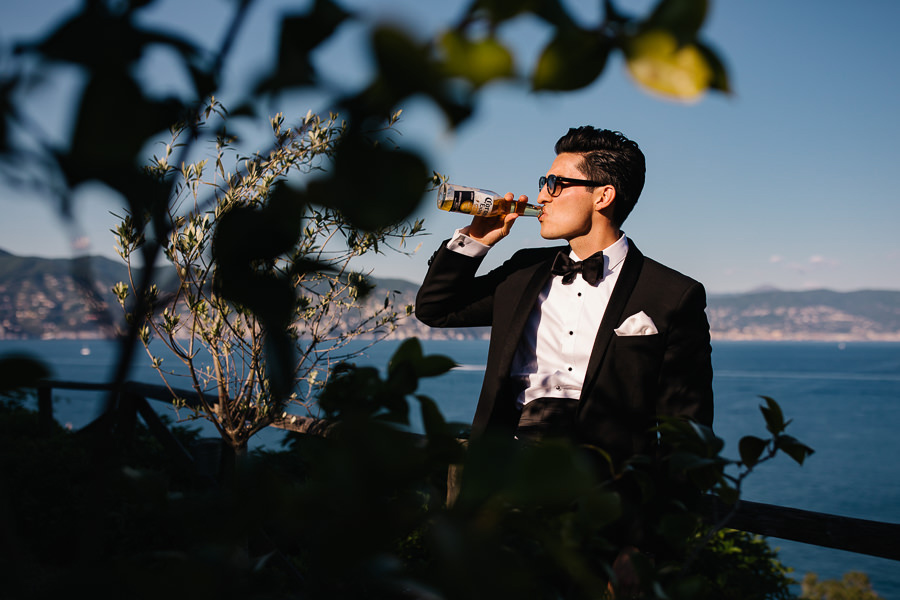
[594, 185, 616, 210]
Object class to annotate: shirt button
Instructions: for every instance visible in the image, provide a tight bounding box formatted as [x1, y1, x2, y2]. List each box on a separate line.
[568, 367, 573, 371]
[569, 331, 574, 335]
[555, 385, 561, 391]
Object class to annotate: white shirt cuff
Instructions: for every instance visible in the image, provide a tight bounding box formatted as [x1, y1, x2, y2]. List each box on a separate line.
[446, 228, 490, 258]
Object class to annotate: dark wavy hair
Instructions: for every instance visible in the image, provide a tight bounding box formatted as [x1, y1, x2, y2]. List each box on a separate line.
[554, 127, 646, 227]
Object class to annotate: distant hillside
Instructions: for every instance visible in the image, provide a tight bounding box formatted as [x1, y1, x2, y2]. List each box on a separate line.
[706, 289, 900, 341]
[0, 251, 127, 339]
[1, 249, 898, 341]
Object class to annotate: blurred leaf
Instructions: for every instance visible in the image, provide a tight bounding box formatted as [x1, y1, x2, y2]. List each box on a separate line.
[389, 338, 457, 379]
[418, 394, 448, 437]
[307, 133, 428, 230]
[64, 73, 183, 186]
[577, 486, 622, 528]
[346, 26, 472, 128]
[372, 27, 437, 101]
[644, 0, 708, 41]
[386, 360, 419, 399]
[738, 435, 767, 468]
[35, 9, 148, 69]
[695, 40, 732, 93]
[533, 28, 611, 91]
[759, 396, 787, 435]
[388, 338, 424, 374]
[439, 31, 515, 88]
[416, 355, 459, 378]
[212, 185, 310, 399]
[624, 29, 714, 101]
[668, 452, 719, 473]
[256, 0, 350, 93]
[466, 0, 574, 28]
[465, 0, 538, 23]
[0, 355, 51, 394]
[716, 482, 739, 505]
[775, 434, 815, 466]
[507, 441, 596, 508]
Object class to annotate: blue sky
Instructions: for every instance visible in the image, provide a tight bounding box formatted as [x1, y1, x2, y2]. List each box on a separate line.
[2, 0, 899, 294]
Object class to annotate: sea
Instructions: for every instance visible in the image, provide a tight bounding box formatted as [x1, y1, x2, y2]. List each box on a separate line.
[2, 338, 899, 597]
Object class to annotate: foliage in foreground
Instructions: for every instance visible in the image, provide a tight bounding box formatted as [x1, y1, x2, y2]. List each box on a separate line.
[0, 339, 827, 600]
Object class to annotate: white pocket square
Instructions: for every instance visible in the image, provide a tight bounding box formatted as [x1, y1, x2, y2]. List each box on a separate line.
[614, 311, 658, 336]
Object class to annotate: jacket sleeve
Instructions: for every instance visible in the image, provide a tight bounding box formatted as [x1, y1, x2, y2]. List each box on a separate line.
[656, 280, 714, 427]
[415, 241, 500, 328]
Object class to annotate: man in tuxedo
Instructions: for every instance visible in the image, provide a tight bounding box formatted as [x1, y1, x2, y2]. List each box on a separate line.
[416, 126, 713, 467]
[416, 126, 713, 593]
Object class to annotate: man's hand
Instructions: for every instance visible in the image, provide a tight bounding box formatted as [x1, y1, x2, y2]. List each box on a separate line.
[459, 193, 524, 246]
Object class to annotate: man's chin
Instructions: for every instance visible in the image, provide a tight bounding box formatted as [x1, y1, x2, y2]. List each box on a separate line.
[539, 227, 558, 240]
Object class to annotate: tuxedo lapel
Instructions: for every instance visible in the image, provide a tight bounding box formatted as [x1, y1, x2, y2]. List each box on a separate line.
[581, 241, 645, 399]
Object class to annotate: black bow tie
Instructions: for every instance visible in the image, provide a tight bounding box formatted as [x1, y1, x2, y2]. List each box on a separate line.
[551, 250, 605, 285]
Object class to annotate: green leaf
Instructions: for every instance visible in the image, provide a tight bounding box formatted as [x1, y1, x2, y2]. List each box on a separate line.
[738, 435, 767, 468]
[533, 28, 611, 91]
[695, 39, 731, 93]
[645, 0, 709, 41]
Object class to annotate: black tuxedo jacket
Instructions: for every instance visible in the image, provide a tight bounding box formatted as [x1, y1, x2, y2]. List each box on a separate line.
[415, 238, 713, 466]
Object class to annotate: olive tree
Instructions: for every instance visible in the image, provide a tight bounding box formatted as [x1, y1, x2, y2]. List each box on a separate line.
[112, 100, 424, 453]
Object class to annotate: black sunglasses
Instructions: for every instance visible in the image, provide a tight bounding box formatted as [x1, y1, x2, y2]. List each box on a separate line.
[539, 174, 605, 197]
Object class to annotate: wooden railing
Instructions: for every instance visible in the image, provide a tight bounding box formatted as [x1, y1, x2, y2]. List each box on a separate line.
[31, 379, 900, 563]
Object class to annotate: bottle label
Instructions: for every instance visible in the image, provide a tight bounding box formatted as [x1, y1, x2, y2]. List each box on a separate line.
[471, 195, 494, 217]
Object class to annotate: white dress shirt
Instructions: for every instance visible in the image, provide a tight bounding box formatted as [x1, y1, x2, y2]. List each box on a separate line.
[445, 230, 629, 406]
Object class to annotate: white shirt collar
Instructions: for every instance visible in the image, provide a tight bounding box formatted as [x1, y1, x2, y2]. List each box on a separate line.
[569, 232, 628, 279]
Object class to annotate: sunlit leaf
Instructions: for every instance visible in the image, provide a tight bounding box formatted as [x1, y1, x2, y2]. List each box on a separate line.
[624, 29, 713, 101]
[439, 31, 515, 88]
